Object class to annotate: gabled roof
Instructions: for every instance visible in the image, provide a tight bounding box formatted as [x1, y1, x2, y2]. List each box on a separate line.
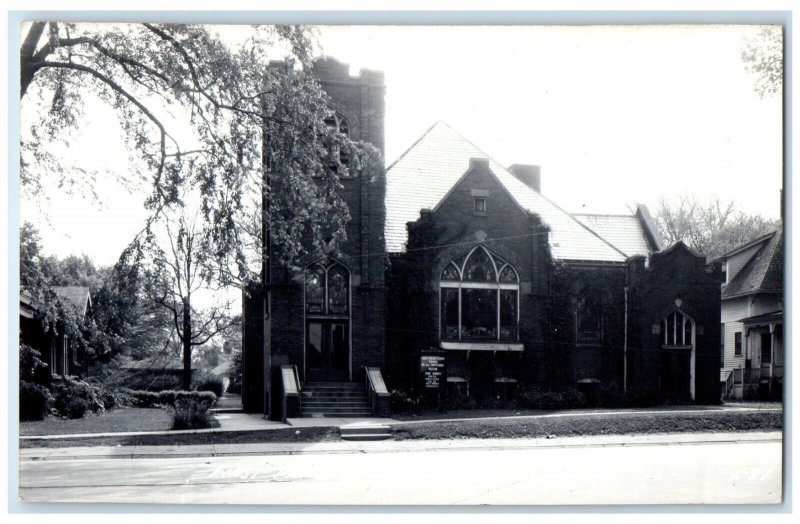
[573, 213, 655, 258]
[722, 229, 783, 299]
[52, 286, 92, 317]
[385, 122, 626, 263]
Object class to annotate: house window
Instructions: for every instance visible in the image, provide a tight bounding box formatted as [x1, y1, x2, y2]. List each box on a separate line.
[662, 310, 694, 347]
[734, 332, 742, 356]
[304, 259, 350, 316]
[440, 245, 519, 342]
[474, 197, 487, 213]
[576, 287, 603, 344]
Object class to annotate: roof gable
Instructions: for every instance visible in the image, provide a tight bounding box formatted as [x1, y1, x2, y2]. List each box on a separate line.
[386, 122, 626, 263]
[52, 286, 92, 317]
[722, 229, 783, 299]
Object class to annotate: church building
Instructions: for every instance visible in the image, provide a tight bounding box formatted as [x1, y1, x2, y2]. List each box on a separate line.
[242, 60, 723, 421]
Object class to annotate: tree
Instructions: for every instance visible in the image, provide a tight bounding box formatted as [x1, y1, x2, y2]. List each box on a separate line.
[138, 204, 236, 390]
[741, 26, 783, 99]
[20, 22, 380, 286]
[655, 195, 779, 259]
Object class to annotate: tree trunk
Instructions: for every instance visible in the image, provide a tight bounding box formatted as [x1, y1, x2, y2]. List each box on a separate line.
[182, 296, 192, 390]
[20, 22, 48, 98]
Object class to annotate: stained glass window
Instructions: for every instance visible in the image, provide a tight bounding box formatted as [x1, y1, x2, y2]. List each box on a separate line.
[440, 246, 520, 342]
[305, 263, 326, 314]
[327, 263, 349, 314]
[463, 247, 496, 282]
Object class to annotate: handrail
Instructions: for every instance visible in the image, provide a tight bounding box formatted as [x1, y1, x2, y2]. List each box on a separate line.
[724, 369, 735, 399]
[281, 365, 300, 395]
[280, 365, 302, 421]
[364, 366, 389, 417]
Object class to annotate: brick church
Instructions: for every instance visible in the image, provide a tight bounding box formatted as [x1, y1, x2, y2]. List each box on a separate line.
[242, 59, 722, 421]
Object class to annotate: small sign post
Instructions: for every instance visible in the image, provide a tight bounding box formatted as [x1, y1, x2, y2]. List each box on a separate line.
[420, 348, 446, 412]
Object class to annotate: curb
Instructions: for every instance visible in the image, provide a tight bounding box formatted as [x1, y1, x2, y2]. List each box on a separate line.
[18, 431, 783, 462]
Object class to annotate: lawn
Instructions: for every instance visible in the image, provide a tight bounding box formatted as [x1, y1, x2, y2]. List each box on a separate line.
[391, 410, 783, 440]
[20, 407, 174, 436]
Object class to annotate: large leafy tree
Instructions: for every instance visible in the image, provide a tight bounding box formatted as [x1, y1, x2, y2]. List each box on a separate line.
[20, 22, 380, 287]
[655, 195, 779, 259]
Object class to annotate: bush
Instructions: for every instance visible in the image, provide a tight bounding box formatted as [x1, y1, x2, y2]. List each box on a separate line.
[447, 393, 478, 410]
[125, 389, 216, 409]
[50, 378, 106, 419]
[195, 376, 226, 398]
[168, 393, 217, 430]
[20, 381, 52, 421]
[514, 386, 586, 410]
[389, 389, 422, 413]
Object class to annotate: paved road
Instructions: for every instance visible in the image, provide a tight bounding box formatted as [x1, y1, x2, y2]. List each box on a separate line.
[18, 432, 782, 505]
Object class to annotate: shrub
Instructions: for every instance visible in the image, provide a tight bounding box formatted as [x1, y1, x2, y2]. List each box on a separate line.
[514, 386, 586, 410]
[125, 389, 216, 409]
[389, 389, 422, 413]
[20, 381, 52, 421]
[195, 376, 226, 398]
[169, 393, 218, 430]
[50, 378, 105, 419]
[447, 393, 478, 410]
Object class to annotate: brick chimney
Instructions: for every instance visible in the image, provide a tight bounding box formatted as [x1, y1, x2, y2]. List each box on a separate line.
[507, 164, 541, 192]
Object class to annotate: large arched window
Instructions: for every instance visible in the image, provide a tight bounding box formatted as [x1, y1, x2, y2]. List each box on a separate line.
[304, 259, 350, 316]
[440, 246, 519, 342]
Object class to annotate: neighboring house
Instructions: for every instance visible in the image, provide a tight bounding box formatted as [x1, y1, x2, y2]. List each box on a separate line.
[20, 286, 92, 381]
[241, 61, 724, 419]
[718, 229, 783, 400]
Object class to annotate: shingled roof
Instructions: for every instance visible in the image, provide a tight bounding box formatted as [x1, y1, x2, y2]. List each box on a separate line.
[52, 286, 92, 317]
[721, 228, 783, 299]
[385, 122, 627, 263]
[573, 213, 657, 258]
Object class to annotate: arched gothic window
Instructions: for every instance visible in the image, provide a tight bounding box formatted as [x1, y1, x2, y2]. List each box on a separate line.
[304, 260, 350, 316]
[324, 111, 351, 169]
[662, 310, 694, 347]
[440, 246, 519, 342]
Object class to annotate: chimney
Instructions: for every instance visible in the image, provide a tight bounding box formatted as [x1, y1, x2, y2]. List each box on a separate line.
[507, 164, 541, 192]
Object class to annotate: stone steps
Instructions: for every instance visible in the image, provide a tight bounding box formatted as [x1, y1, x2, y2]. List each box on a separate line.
[300, 382, 373, 418]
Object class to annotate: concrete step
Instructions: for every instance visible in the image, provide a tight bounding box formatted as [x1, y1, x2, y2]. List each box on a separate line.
[302, 407, 373, 414]
[302, 401, 371, 408]
[340, 423, 392, 441]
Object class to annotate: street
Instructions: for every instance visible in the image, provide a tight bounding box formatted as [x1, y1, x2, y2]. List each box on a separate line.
[18, 432, 782, 505]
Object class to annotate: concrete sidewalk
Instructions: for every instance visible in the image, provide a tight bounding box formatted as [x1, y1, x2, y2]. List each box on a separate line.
[18, 431, 782, 462]
[19, 402, 778, 441]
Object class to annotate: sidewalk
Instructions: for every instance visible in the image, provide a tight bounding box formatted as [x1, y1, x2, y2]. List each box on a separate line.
[18, 430, 782, 462]
[19, 400, 779, 441]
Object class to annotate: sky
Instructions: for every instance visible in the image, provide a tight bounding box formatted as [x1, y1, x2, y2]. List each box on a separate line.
[19, 24, 783, 267]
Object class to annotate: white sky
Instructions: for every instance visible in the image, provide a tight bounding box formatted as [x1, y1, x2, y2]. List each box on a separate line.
[19, 24, 783, 266]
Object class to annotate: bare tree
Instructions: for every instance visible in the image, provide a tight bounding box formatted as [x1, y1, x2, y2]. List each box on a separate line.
[141, 205, 235, 390]
[655, 195, 779, 259]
